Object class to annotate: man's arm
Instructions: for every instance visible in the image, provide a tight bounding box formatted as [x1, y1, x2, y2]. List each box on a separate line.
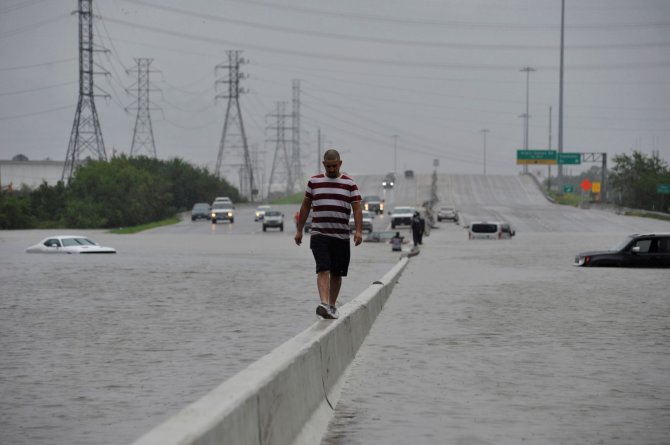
[294, 196, 312, 246]
[351, 200, 363, 246]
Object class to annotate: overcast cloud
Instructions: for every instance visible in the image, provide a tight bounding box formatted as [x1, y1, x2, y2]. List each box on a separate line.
[1, 0, 669, 188]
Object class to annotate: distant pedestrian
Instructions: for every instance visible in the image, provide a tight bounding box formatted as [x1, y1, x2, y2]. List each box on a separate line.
[411, 211, 422, 247]
[294, 149, 363, 320]
[418, 213, 426, 245]
[390, 232, 403, 251]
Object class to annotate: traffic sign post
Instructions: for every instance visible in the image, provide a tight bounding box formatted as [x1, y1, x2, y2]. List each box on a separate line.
[516, 150, 557, 165]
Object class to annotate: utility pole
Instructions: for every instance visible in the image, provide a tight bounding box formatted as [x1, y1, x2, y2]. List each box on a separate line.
[548, 105, 552, 192]
[558, 0, 565, 187]
[480, 129, 490, 175]
[520, 66, 536, 174]
[317, 128, 322, 173]
[62, 0, 109, 183]
[394, 135, 399, 174]
[215, 50, 256, 201]
[127, 58, 159, 158]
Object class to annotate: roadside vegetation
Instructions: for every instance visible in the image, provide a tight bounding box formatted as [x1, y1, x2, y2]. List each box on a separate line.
[0, 155, 242, 230]
[543, 150, 670, 213]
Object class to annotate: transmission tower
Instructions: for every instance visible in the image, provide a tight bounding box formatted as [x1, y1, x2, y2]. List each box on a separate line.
[215, 50, 256, 201]
[62, 0, 109, 183]
[127, 58, 159, 158]
[266, 101, 293, 197]
[291, 79, 303, 192]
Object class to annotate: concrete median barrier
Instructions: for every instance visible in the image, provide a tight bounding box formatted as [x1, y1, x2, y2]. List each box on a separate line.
[131, 256, 409, 445]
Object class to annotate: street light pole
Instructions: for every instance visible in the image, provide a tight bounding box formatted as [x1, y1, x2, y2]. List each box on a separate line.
[392, 134, 398, 174]
[480, 129, 490, 175]
[520, 66, 536, 174]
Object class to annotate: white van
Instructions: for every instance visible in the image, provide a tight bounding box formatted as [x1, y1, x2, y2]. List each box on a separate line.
[468, 221, 515, 240]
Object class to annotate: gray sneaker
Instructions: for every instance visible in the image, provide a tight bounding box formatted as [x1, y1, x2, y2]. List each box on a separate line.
[329, 305, 339, 319]
[316, 303, 332, 319]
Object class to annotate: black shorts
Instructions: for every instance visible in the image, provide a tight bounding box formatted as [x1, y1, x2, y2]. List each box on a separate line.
[310, 234, 351, 276]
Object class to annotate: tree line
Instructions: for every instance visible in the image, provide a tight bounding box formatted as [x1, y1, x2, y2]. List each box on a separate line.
[0, 155, 243, 229]
[542, 150, 670, 212]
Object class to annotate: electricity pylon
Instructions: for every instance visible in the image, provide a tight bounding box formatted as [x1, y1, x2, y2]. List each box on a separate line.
[62, 0, 109, 183]
[266, 101, 293, 197]
[215, 50, 256, 201]
[127, 58, 159, 158]
[291, 79, 303, 192]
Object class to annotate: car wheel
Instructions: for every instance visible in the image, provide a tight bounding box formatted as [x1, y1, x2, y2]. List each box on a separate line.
[211, 218, 216, 224]
[280, 224, 284, 231]
[230, 218, 234, 224]
[263, 225, 267, 232]
[391, 222, 396, 229]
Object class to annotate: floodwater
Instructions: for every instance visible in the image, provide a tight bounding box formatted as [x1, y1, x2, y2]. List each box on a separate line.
[322, 224, 670, 445]
[0, 207, 398, 445]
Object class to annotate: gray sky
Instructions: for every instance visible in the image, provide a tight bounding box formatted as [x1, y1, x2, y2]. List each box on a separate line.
[1, 0, 669, 188]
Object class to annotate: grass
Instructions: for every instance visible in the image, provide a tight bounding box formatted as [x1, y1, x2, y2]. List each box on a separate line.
[548, 191, 584, 207]
[623, 210, 670, 222]
[109, 217, 180, 234]
[270, 192, 304, 205]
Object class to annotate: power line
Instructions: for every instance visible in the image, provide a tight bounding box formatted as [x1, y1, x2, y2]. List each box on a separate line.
[99, 17, 670, 72]
[115, 0, 670, 52]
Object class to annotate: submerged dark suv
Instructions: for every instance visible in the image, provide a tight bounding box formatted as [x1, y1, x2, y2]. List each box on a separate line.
[574, 233, 670, 268]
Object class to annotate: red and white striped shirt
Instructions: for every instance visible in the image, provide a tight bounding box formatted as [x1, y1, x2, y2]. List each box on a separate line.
[305, 173, 361, 239]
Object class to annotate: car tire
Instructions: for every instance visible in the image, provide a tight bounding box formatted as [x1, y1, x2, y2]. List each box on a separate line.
[391, 222, 396, 229]
[230, 218, 234, 224]
[212, 219, 216, 224]
[263, 225, 267, 232]
[280, 224, 284, 231]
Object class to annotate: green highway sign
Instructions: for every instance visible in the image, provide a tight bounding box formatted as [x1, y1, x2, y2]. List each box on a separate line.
[657, 184, 670, 194]
[516, 150, 557, 165]
[558, 153, 581, 165]
[563, 185, 574, 193]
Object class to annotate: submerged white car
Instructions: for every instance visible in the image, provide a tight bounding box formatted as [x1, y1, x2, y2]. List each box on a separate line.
[26, 235, 117, 254]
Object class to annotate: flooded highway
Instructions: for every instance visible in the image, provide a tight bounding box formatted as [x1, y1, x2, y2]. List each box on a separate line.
[2, 173, 669, 444]
[0, 204, 398, 445]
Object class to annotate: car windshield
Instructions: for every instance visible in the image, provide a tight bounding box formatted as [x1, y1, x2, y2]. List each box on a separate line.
[265, 211, 281, 216]
[212, 203, 232, 209]
[393, 207, 413, 214]
[441, 207, 453, 212]
[611, 235, 634, 251]
[193, 204, 208, 210]
[62, 237, 96, 246]
[364, 196, 381, 202]
[471, 223, 498, 233]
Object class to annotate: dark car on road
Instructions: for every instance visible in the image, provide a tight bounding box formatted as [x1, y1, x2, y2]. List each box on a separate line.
[574, 233, 670, 268]
[191, 202, 210, 221]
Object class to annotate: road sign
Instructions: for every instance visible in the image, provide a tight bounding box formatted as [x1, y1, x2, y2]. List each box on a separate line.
[580, 179, 592, 192]
[592, 182, 601, 193]
[557, 153, 581, 165]
[516, 150, 557, 165]
[658, 184, 670, 194]
[563, 185, 574, 193]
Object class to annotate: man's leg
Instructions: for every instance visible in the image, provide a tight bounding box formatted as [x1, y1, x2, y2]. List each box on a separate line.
[329, 274, 342, 306]
[317, 270, 330, 305]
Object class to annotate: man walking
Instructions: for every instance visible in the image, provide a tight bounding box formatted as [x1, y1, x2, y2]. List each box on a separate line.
[294, 149, 363, 319]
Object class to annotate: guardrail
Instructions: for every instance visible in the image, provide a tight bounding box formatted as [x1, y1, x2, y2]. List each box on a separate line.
[131, 257, 409, 445]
